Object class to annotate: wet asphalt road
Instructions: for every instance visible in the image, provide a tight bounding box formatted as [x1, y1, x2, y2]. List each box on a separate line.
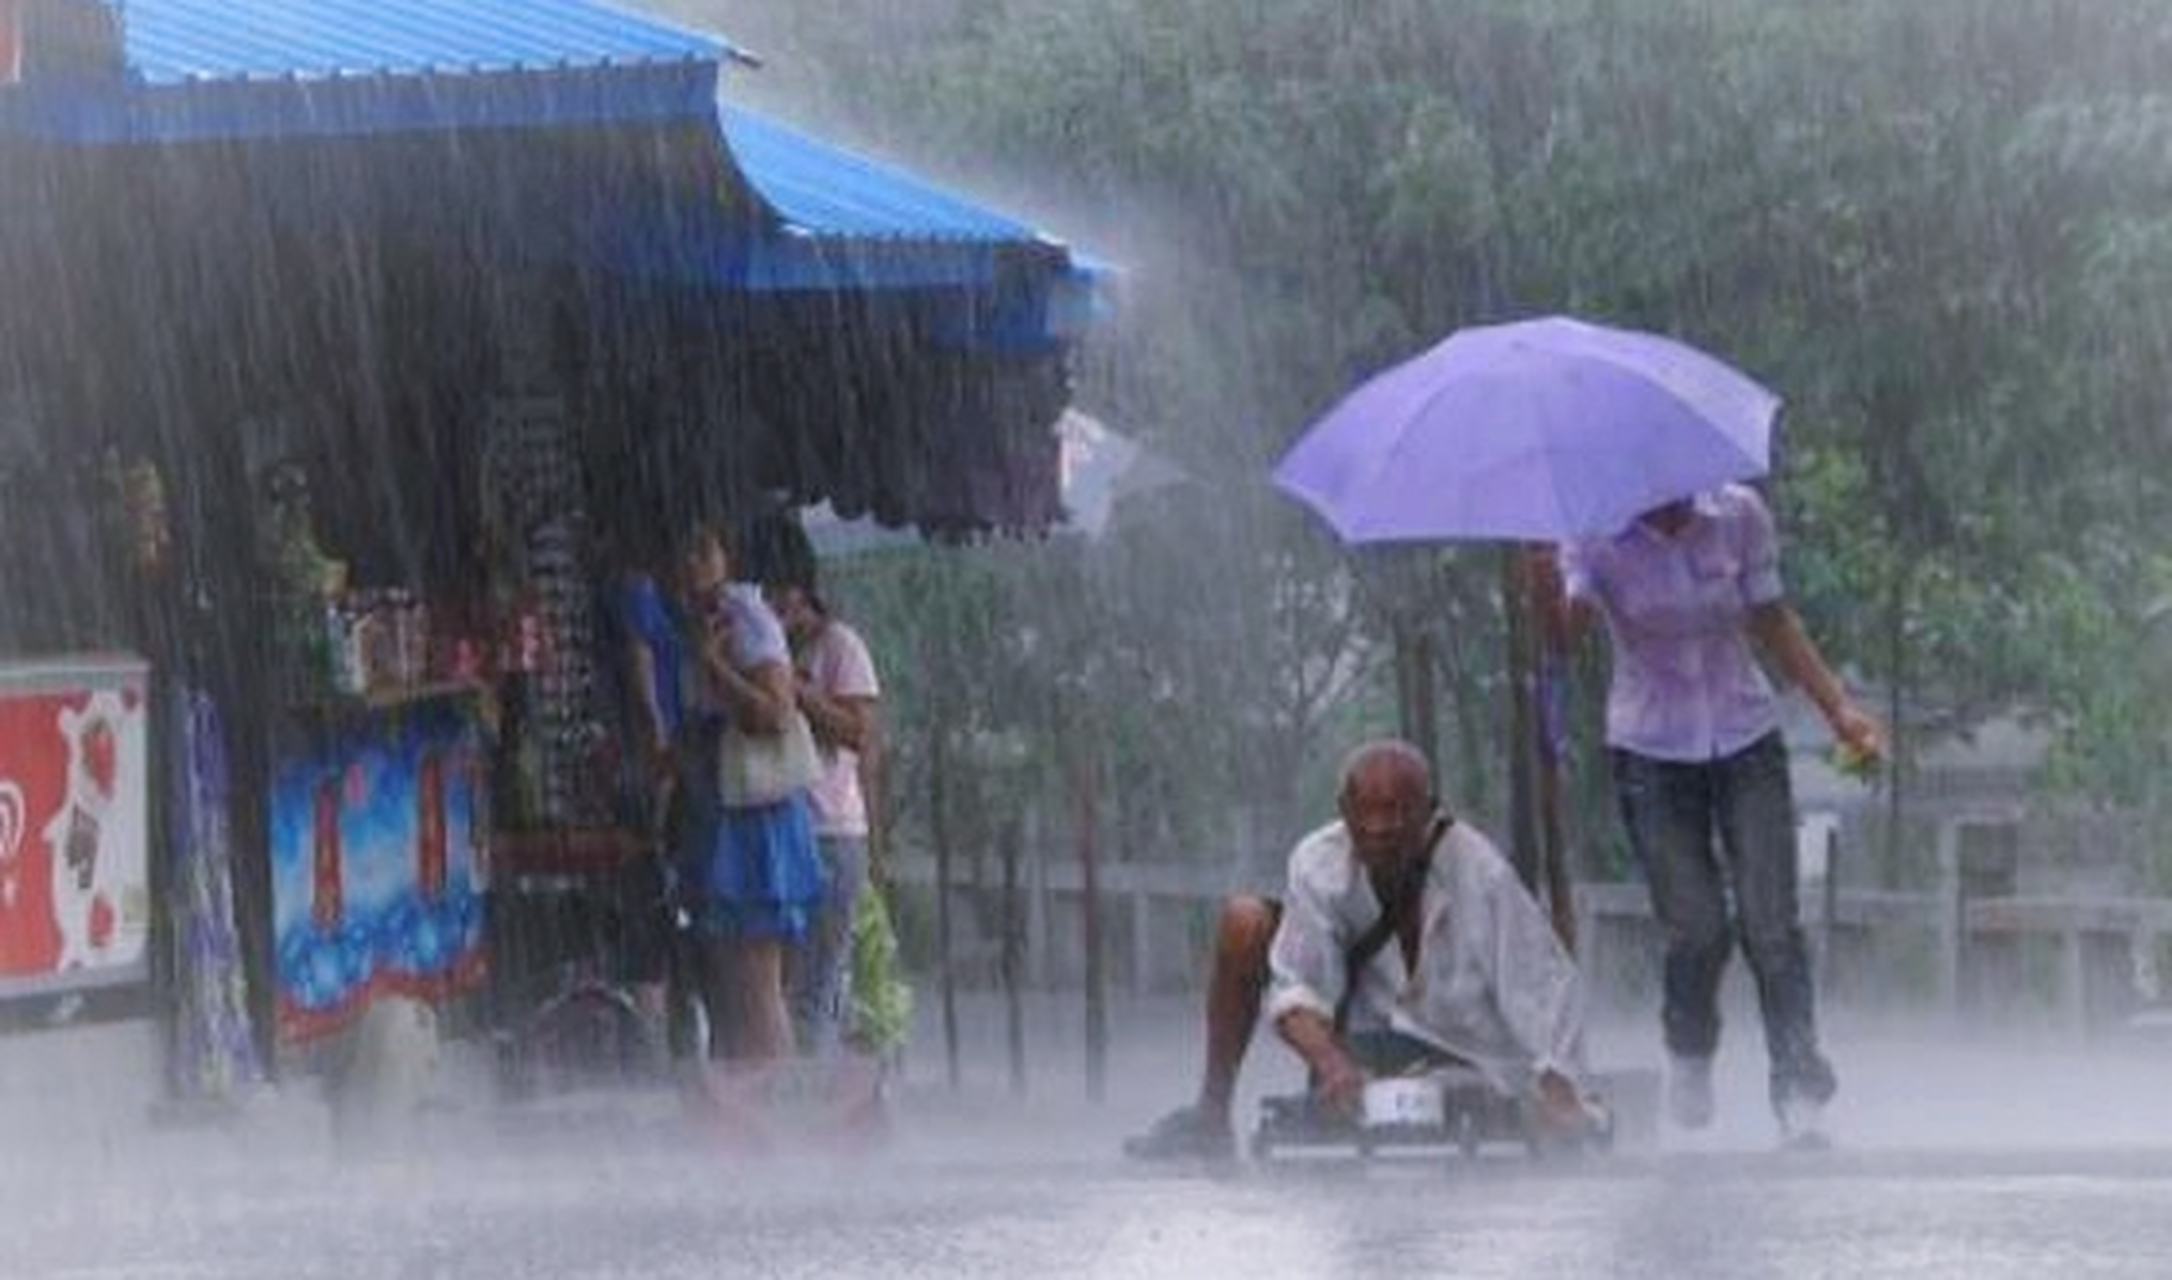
[10, 996, 2172, 1278]
[18, 1120, 2172, 1279]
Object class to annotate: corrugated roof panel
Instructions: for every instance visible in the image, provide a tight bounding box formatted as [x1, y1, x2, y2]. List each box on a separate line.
[120, 0, 728, 83]
[720, 105, 1049, 246]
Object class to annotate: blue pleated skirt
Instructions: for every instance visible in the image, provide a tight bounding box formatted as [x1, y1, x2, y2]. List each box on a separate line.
[677, 763, 824, 943]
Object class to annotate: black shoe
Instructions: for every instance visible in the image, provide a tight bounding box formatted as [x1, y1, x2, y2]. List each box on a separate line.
[1122, 1105, 1235, 1161]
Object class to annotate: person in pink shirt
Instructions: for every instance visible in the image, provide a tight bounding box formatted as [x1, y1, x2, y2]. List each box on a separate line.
[760, 551, 883, 1059]
[1528, 483, 1884, 1144]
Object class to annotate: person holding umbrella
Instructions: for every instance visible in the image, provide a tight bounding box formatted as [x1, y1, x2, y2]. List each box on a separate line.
[1271, 313, 1884, 1144]
[1525, 483, 1884, 1144]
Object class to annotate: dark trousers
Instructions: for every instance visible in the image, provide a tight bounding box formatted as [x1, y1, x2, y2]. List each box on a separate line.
[1611, 732, 1835, 1108]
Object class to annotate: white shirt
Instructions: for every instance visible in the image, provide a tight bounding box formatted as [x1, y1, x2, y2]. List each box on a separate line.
[1264, 818, 1589, 1093]
[721, 583, 789, 671]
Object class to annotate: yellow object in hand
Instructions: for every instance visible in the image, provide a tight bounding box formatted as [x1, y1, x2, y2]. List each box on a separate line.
[1832, 741, 1881, 782]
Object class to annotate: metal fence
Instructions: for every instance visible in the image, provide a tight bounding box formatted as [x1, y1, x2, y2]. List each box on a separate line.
[884, 853, 2172, 1038]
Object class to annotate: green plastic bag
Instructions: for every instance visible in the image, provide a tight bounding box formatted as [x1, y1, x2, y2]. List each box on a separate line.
[850, 884, 914, 1057]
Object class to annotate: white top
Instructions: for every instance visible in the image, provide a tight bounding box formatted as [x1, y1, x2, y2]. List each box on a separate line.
[1264, 817, 1589, 1093]
[721, 583, 789, 670]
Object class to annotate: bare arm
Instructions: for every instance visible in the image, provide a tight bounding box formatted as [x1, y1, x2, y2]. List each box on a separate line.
[693, 623, 796, 735]
[730, 659, 797, 735]
[1747, 600, 1885, 759]
[626, 641, 669, 754]
[1519, 545, 1600, 646]
[1273, 1007, 1367, 1115]
[800, 687, 877, 755]
[1264, 855, 1369, 1114]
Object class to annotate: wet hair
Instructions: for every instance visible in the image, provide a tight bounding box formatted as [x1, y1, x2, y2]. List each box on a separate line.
[676, 521, 733, 566]
[737, 512, 822, 603]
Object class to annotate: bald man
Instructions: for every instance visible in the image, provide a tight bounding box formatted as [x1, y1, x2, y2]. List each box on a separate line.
[1126, 740, 1594, 1160]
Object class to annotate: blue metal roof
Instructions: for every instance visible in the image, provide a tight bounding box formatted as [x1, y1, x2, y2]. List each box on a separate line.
[0, 3, 1113, 339]
[716, 107, 1115, 326]
[121, 0, 727, 83]
[566, 103, 1111, 342]
[720, 106, 1047, 246]
[0, 0, 730, 141]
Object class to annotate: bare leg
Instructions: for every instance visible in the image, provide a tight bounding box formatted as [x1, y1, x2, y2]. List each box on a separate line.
[727, 938, 794, 1062]
[697, 939, 738, 1061]
[1196, 896, 1278, 1124]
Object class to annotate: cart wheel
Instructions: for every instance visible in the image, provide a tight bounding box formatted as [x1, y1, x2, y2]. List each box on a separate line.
[515, 981, 660, 1094]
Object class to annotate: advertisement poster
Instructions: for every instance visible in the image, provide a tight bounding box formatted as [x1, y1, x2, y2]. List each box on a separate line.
[0, 655, 152, 998]
[270, 694, 487, 1044]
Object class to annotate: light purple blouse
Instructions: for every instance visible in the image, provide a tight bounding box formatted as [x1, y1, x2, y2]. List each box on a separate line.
[1560, 484, 1786, 762]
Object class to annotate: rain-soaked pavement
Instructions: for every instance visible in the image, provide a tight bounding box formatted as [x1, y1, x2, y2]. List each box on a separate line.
[8, 992, 2172, 1278]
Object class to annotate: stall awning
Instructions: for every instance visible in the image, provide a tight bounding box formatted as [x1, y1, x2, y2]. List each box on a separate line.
[727, 105, 1103, 307]
[0, 0, 1111, 343]
[724, 107, 1047, 247]
[0, 0, 732, 141]
[586, 104, 1109, 342]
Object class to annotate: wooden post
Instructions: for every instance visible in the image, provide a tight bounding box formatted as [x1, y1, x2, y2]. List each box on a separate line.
[2061, 928, 2087, 1038]
[1393, 610, 1440, 778]
[1000, 813, 1026, 1098]
[1935, 819, 1962, 1021]
[1077, 755, 1107, 1103]
[1535, 678, 1576, 954]
[930, 720, 961, 1090]
[1507, 547, 1577, 952]
[1131, 886, 1152, 997]
[1025, 802, 1051, 991]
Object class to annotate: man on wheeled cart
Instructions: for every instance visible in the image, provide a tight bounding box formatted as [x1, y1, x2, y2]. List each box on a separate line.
[1125, 740, 1606, 1161]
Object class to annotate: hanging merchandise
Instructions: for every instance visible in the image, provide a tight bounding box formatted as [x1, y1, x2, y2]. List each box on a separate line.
[476, 323, 609, 829]
[255, 460, 347, 703]
[165, 686, 262, 1100]
[523, 514, 603, 827]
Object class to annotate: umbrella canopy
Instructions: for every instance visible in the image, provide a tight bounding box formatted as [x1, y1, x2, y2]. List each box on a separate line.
[1272, 315, 1779, 543]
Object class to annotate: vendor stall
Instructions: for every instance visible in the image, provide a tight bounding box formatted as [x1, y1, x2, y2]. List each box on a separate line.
[0, 0, 1107, 1097]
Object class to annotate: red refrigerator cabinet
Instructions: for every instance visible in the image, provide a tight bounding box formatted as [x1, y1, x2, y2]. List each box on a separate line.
[0, 654, 153, 999]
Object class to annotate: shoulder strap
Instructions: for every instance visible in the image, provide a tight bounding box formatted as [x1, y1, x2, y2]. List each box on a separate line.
[1332, 813, 1449, 1036]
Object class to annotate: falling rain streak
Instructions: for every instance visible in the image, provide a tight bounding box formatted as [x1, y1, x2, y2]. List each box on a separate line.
[2, 1, 2172, 1276]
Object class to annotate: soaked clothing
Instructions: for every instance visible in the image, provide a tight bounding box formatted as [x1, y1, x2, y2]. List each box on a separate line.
[1263, 819, 1588, 1097]
[1560, 484, 1784, 762]
[789, 617, 881, 1056]
[796, 618, 880, 840]
[1563, 484, 1834, 1110]
[674, 716, 823, 943]
[681, 791, 821, 942]
[596, 573, 686, 981]
[601, 573, 686, 747]
[675, 582, 823, 944]
[1611, 733, 1835, 1109]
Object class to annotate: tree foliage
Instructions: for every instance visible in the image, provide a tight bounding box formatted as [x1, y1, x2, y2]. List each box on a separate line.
[659, 0, 2172, 876]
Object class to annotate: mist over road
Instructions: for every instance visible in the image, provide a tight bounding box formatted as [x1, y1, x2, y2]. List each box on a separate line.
[4, 992, 2170, 1277]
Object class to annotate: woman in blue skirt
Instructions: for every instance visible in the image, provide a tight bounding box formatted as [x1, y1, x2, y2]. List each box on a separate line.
[674, 524, 824, 1062]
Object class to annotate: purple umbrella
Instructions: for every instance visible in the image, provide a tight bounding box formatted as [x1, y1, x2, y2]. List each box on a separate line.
[1273, 315, 1780, 949]
[1272, 315, 1779, 543]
